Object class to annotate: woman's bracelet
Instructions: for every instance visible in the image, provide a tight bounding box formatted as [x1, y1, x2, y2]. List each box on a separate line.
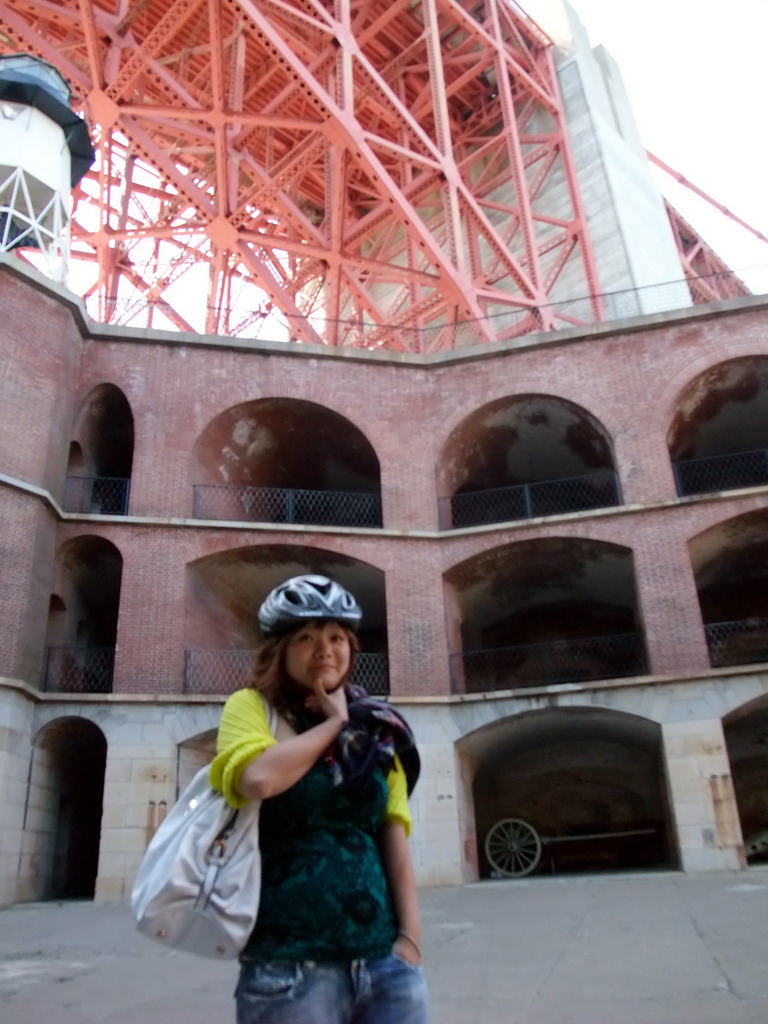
[397, 930, 422, 959]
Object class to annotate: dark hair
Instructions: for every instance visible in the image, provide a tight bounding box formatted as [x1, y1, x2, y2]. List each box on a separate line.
[249, 622, 360, 713]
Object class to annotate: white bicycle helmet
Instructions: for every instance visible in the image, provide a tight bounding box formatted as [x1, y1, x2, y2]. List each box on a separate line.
[258, 574, 362, 637]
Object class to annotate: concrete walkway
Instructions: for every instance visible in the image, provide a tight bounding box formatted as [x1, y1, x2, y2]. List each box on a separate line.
[1, 870, 767, 1023]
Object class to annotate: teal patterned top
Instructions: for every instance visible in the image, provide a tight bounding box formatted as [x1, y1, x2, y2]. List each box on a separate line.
[244, 759, 397, 962]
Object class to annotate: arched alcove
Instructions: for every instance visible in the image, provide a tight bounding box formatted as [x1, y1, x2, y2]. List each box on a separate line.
[689, 510, 768, 668]
[17, 717, 107, 902]
[445, 538, 647, 692]
[44, 594, 66, 649]
[184, 545, 388, 696]
[724, 696, 768, 866]
[64, 385, 134, 514]
[192, 398, 382, 527]
[459, 707, 675, 878]
[437, 394, 620, 527]
[668, 357, 768, 496]
[43, 536, 123, 692]
[178, 729, 218, 794]
[66, 440, 84, 473]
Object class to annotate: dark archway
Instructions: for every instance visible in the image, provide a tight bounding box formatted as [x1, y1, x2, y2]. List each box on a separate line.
[178, 729, 218, 795]
[437, 394, 620, 527]
[460, 707, 676, 878]
[192, 398, 382, 527]
[184, 545, 388, 696]
[668, 357, 768, 496]
[445, 538, 647, 692]
[689, 510, 768, 668]
[724, 696, 768, 866]
[20, 717, 107, 901]
[43, 536, 123, 692]
[65, 385, 134, 514]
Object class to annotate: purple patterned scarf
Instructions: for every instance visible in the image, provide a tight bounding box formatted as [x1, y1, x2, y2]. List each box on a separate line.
[282, 683, 421, 797]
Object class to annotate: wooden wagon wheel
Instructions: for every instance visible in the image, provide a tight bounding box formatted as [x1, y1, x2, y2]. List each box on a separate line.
[485, 818, 543, 878]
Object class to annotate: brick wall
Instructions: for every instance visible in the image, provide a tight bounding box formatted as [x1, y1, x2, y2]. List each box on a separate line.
[3, 262, 768, 699]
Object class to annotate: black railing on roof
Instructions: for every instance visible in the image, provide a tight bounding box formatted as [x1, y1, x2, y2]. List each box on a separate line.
[673, 448, 768, 497]
[63, 475, 130, 515]
[441, 469, 621, 528]
[705, 617, 768, 668]
[183, 649, 390, 697]
[192, 484, 382, 528]
[451, 632, 647, 692]
[42, 646, 115, 693]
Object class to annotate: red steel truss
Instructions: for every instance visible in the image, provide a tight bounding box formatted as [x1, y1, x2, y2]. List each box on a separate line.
[0, 0, 602, 350]
[647, 153, 759, 305]
[663, 201, 751, 305]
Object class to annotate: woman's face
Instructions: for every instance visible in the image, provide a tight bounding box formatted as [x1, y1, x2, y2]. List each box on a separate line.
[284, 620, 351, 692]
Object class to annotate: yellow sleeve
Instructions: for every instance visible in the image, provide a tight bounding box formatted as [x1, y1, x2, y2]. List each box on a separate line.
[384, 755, 412, 837]
[209, 688, 277, 808]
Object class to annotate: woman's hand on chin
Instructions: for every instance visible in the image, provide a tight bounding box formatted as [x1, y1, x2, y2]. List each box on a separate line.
[307, 678, 349, 724]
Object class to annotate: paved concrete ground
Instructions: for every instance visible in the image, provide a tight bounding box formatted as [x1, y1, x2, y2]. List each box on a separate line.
[1, 870, 767, 1023]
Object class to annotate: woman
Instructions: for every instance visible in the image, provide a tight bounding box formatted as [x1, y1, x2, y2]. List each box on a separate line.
[210, 574, 428, 1024]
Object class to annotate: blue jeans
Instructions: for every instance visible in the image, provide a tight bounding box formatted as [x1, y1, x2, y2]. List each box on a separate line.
[235, 954, 429, 1024]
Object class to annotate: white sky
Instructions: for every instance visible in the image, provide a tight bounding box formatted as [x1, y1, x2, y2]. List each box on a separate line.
[539, 0, 768, 294]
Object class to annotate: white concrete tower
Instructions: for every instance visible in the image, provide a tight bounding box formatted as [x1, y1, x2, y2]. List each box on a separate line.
[525, 0, 692, 317]
[0, 54, 94, 284]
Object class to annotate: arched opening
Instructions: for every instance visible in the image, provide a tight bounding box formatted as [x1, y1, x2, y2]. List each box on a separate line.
[437, 395, 620, 528]
[17, 717, 107, 902]
[134, 728, 219, 848]
[689, 511, 768, 668]
[43, 536, 123, 692]
[668, 357, 768, 496]
[44, 594, 67, 648]
[460, 708, 676, 879]
[184, 545, 388, 696]
[445, 538, 647, 692]
[724, 696, 768, 867]
[192, 398, 382, 527]
[178, 729, 217, 794]
[66, 440, 84, 473]
[64, 384, 134, 514]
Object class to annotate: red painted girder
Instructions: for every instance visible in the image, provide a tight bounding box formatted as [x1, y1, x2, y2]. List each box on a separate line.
[663, 200, 750, 303]
[649, 152, 768, 247]
[234, 0, 494, 334]
[437, 0, 556, 112]
[0, 0, 604, 346]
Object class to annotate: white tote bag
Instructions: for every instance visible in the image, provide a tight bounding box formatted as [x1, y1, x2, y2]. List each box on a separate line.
[131, 703, 276, 959]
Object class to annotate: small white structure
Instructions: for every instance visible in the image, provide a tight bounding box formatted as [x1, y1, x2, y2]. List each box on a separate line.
[0, 54, 93, 283]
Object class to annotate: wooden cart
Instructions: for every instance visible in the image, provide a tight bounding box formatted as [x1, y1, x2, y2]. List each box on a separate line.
[485, 817, 658, 877]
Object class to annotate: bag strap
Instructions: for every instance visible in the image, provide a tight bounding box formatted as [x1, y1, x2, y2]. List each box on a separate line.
[265, 699, 278, 738]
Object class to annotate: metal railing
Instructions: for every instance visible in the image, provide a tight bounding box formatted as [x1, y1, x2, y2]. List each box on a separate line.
[42, 646, 115, 693]
[673, 448, 768, 497]
[184, 649, 390, 697]
[63, 475, 131, 515]
[452, 632, 647, 692]
[705, 617, 768, 668]
[442, 469, 621, 528]
[192, 484, 383, 528]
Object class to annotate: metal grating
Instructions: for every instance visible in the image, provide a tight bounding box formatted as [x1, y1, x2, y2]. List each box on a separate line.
[453, 633, 647, 692]
[63, 476, 130, 515]
[42, 646, 115, 693]
[445, 470, 621, 528]
[184, 649, 390, 697]
[705, 618, 768, 668]
[673, 449, 768, 497]
[192, 485, 383, 528]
